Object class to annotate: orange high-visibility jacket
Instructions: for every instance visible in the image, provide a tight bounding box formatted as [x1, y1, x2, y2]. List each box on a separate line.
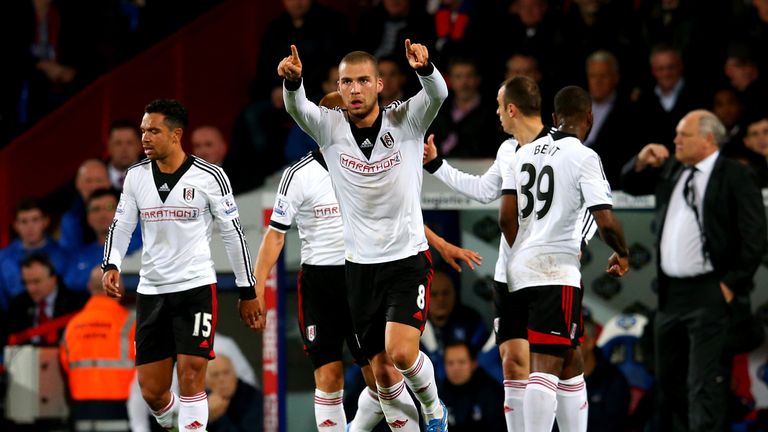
[59, 296, 136, 400]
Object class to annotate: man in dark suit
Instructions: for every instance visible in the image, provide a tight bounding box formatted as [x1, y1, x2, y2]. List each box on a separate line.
[633, 45, 708, 150]
[620, 110, 767, 432]
[583, 49, 636, 189]
[3, 253, 88, 347]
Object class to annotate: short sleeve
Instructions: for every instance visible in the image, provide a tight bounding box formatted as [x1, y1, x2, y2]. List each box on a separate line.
[269, 166, 305, 232]
[579, 152, 613, 209]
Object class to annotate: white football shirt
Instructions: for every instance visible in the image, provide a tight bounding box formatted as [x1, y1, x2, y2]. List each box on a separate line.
[431, 136, 596, 284]
[269, 151, 345, 266]
[103, 156, 255, 294]
[503, 130, 612, 290]
[284, 66, 448, 264]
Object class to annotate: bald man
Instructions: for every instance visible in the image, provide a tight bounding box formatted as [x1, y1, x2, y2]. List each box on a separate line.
[621, 110, 767, 432]
[60, 159, 111, 250]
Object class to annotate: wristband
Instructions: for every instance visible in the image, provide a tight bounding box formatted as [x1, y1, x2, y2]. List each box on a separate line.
[239, 285, 257, 300]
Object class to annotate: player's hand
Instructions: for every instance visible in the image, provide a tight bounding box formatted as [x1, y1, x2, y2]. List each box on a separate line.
[238, 297, 263, 331]
[437, 242, 483, 273]
[635, 143, 669, 171]
[405, 39, 429, 69]
[423, 134, 438, 164]
[102, 269, 123, 298]
[606, 253, 629, 277]
[277, 44, 303, 81]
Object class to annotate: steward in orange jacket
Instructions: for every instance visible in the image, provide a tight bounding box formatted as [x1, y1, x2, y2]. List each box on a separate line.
[59, 267, 136, 432]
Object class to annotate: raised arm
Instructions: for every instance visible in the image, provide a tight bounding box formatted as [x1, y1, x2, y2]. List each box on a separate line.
[423, 134, 506, 203]
[279, 44, 328, 145]
[404, 39, 448, 133]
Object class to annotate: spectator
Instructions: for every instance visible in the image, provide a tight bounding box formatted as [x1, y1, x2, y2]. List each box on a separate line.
[504, 51, 554, 124]
[724, 43, 768, 119]
[355, 0, 435, 76]
[378, 55, 407, 106]
[743, 113, 768, 158]
[712, 86, 745, 149]
[734, 113, 768, 187]
[421, 270, 489, 382]
[582, 315, 631, 432]
[107, 119, 143, 190]
[206, 354, 263, 432]
[559, 0, 644, 89]
[466, 0, 562, 95]
[583, 49, 636, 189]
[427, 57, 500, 158]
[439, 341, 504, 432]
[4, 253, 87, 347]
[63, 188, 139, 292]
[191, 125, 228, 166]
[0, 198, 68, 311]
[213, 333, 258, 389]
[633, 44, 707, 150]
[253, 0, 349, 103]
[59, 266, 136, 432]
[621, 110, 767, 431]
[59, 159, 113, 251]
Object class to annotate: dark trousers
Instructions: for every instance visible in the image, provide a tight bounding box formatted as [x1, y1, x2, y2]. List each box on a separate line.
[655, 272, 730, 432]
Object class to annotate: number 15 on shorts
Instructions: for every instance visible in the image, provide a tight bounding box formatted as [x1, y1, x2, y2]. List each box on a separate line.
[192, 312, 213, 337]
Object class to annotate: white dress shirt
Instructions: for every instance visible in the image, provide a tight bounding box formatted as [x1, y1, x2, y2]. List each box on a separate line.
[660, 151, 718, 277]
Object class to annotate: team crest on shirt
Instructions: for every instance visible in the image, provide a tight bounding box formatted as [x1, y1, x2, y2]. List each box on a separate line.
[183, 188, 195, 203]
[116, 200, 125, 214]
[306, 325, 316, 342]
[380, 131, 395, 149]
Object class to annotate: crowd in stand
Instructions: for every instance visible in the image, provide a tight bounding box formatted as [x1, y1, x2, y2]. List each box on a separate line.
[2, 0, 768, 430]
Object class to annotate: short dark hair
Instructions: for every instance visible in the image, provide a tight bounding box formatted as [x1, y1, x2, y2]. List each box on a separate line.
[15, 198, 46, 217]
[502, 76, 541, 117]
[21, 252, 56, 277]
[87, 188, 120, 207]
[444, 340, 477, 360]
[145, 99, 188, 130]
[340, 51, 378, 73]
[554, 86, 591, 120]
[109, 119, 141, 137]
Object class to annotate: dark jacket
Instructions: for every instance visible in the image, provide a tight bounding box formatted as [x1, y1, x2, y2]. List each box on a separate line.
[4, 286, 88, 345]
[208, 379, 263, 432]
[620, 154, 766, 301]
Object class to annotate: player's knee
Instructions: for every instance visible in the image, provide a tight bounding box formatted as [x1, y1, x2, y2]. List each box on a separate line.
[386, 345, 418, 369]
[314, 363, 344, 392]
[139, 384, 167, 410]
[502, 352, 529, 379]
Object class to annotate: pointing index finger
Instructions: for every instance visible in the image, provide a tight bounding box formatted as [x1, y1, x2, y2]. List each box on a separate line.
[290, 44, 299, 61]
[405, 39, 412, 53]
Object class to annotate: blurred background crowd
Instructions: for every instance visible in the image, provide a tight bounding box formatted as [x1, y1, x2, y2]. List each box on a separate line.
[1, 0, 768, 431]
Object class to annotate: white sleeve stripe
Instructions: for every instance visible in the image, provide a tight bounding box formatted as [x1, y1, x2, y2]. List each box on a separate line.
[193, 160, 231, 195]
[102, 219, 117, 267]
[232, 218, 256, 286]
[581, 215, 595, 239]
[279, 155, 314, 196]
[126, 159, 151, 172]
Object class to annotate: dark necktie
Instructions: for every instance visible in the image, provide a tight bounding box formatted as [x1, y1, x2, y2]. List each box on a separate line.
[682, 167, 709, 261]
